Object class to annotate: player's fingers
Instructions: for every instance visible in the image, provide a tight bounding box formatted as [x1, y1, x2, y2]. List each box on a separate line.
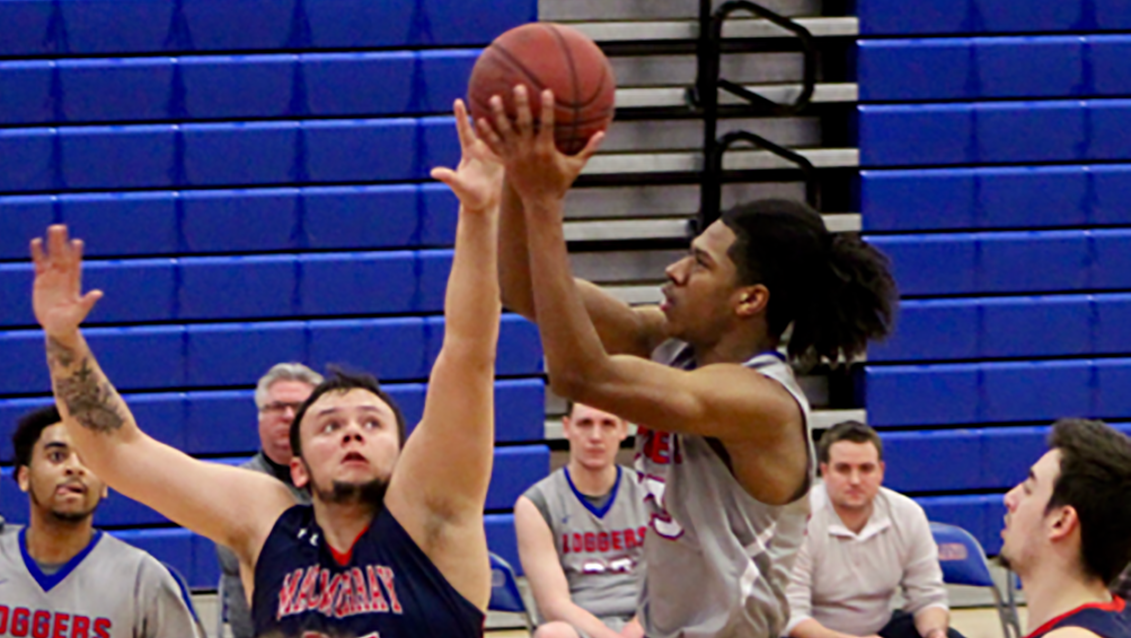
[513, 85, 533, 138]
[452, 99, 475, 149]
[80, 290, 104, 315]
[47, 225, 68, 265]
[476, 117, 507, 157]
[539, 89, 556, 146]
[489, 95, 515, 142]
[574, 131, 606, 163]
[430, 167, 456, 184]
[30, 237, 46, 272]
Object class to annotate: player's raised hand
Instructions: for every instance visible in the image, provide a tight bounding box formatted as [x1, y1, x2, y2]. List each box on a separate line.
[430, 99, 504, 215]
[31, 225, 103, 338]
[477, 85, 603, 206]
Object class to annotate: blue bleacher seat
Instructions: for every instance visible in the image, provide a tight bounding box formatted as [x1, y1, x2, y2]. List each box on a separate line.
[186, 322, 306, 386]
[83, 259, 178, 325]
[182, 122, 298, 187]
[62, 192, 180, 257]
[303, 119, 420, 184]
[975, 36, 1083, 98]
[917, 494, 1007, 555]
[1092, 229, 1131, 288]
[859, 169, 976, 232]
[0, 61, 53, 125]
[183, 392, 260, 455]
[308, 318, 431, 382]
[485, 513, 520, 574]
[179, 255, 296, 320]
[302, 184, 458, 250]
[60, 58, 174, 123]
[857, 0, 971, 35]
[867, 299, 978, 361]
[0, 129, 54, 192]
[858, 104, 973, 167]
[857, 39, 971, 102]
[976, 101, 1085, 163]
[1093, 165, 1131, 225]
[0, 3, 53, 57]
[59, 125, 176, 190]
[60, 1, 175, 55]
[180, 55, 295, 120]
[883, 430, 984, 492]
[299, 251, 446, 316]
[857, 0, 1114, 35]
[866, 363, 981, 426]
[488, 446, 550, 511]
[1092, 35, 1131, 95]
[0, 196, 54, 259]
[1096, 360, 1131, 417]
[180, 188, 300, 254]
[1089, 99, 1131, 161]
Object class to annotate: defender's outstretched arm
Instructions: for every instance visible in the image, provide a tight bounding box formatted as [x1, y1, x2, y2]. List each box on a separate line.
[33, 227, 295, 568]
[384, 100, 503, 609]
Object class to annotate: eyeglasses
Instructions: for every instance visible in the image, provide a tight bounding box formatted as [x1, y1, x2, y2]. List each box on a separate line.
[261, 401, 303, 414]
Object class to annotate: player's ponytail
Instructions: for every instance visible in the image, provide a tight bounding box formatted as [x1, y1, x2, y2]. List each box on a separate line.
[719, 199, 896, 365]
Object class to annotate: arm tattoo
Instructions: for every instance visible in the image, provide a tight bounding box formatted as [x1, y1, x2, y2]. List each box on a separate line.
[54, 357, 126, 433]
[46, 336, 76, 369]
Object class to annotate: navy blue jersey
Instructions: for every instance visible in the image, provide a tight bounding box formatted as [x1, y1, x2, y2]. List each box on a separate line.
[1027, 598, 1131, 638]
[253, 505, 484, 638]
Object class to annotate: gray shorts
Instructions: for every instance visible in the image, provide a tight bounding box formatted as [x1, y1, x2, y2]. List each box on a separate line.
[572, 615, 632, 638]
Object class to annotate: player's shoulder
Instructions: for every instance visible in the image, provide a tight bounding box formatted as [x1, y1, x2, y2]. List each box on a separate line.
[878, 486, 928, 518]
[523, 466, 566, 499]
[1041, 627, 1105, 638]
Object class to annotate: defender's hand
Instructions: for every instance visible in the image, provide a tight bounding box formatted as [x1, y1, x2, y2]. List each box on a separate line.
[31, 225, 102, 338]
[430, 99, 504, 215]
[476, 85, 603, 209]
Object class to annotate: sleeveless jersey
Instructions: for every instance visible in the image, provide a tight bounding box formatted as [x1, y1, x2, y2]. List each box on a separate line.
[1026, 598, 1131, 638]
[252, 505, 484, 638]
[522, 465, 649, 620]
[635, 341, 815, 638]
[0, 525, 200, 638]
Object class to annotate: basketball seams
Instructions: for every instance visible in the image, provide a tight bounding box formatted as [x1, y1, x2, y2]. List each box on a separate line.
[545, 23, 584, 153]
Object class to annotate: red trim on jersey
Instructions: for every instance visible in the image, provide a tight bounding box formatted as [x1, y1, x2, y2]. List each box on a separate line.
[1025, 596, 1125, 638]
[327, 525, 371, 566]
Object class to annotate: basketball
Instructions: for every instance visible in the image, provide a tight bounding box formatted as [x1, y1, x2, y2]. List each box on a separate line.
[468, 22, 617, 155]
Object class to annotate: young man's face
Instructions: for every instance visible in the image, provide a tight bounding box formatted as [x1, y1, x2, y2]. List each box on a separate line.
[564, 403, 628, 472]
[1000, 449, 1063, 573]
[291, 389, 401, 505]
[258, 379, 317, 466]
[661, 221, 753, 344]
[821, 440, 884, 513]
[17, 423, 108, 522]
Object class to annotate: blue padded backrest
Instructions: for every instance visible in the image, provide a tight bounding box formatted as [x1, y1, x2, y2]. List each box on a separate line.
[918, 495, 1006, 555]
[858, 0, 1131, 35]
[866, 358, 1131, 426]
[488, 552, 528, 614]
[870, 294, 1131, 361]
[0, 1, 535, 56]
[0, 119, 460, 193]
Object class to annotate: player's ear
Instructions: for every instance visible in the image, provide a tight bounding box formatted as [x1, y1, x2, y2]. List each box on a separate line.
[735, 284, 769, 318]
[1048, 504, 1079, 541]
[290, 457, 309, 489]
[16, 466, 29, 493]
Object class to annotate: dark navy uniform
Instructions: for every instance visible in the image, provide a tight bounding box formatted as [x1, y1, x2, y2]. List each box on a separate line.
[253, 505, 484, 638]
[1027, 598, 1131, 638]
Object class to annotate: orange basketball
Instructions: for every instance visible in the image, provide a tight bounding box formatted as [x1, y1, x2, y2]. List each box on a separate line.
[468, 22, 617, 155]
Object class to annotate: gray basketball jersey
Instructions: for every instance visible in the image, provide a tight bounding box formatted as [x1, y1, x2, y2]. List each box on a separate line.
[635, 341, 815, 638]
[0, 525, 200, 638]
[522, 465, 649, 620]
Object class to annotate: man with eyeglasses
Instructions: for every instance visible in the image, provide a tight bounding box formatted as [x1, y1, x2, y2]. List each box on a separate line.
[214, 363, 322, 638]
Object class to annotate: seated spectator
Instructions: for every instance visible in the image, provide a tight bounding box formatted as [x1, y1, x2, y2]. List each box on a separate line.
[515, 402, 648, 638]
[3, 406, 200, 637]
[786, 421, 962, 638]
[214, 362, 322, 638]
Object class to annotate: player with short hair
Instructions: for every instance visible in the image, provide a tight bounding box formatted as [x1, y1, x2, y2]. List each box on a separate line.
[999, 418, 1131, 638]
[2, 405, 201, 638]
[478, 86, 897, 637]
[30, 100, 504, 638]
[516, 401, 648, 638]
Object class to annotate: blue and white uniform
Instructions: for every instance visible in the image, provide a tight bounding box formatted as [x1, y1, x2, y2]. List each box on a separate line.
[1026, 598, 1131, 638]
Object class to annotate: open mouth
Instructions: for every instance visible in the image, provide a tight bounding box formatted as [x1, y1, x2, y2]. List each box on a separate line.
[342, 451, 368, 465]
[56, 483, 86, 496]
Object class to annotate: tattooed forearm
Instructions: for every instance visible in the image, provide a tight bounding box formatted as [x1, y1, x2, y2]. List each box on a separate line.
[53, 358, 126, 433]
[46, 335, 77, 369]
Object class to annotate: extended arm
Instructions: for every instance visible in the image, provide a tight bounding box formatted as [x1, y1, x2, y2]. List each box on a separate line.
[383, 100, 502, 609]
[32, 227, 295, 566]
[514, 497, 625, 638]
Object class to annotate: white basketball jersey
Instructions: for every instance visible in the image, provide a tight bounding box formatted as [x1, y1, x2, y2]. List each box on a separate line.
[635, 341, 815, 638]
[0, 525, 200, 638]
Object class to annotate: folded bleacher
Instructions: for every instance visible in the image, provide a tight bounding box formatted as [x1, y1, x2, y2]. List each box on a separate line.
[0, 0, 540, 587]
[858, 0, 1131, 553]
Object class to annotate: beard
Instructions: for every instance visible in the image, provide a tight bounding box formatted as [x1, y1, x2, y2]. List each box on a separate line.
[312, 477, 389, 511]
[30, 488, 98, 523]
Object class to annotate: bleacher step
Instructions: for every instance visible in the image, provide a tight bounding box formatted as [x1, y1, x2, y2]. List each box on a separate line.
[574, 16, 859, 42]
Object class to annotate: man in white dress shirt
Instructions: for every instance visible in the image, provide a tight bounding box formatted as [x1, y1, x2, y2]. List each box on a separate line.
[785, 421, 962, 638]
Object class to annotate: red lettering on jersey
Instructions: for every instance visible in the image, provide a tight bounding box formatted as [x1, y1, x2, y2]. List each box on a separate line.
[296, 566, 322, 613]
[71, 615, 90, 638]
[612, 531, 623, 550]
[571, 533, 582, 553]
[366, 566, 390, 612]
[12, 607, 29, 637]
[318, 573, 346, 615]
[349, 568, 370, 614]
[278, 568, 305, 616]
[583, 532, 595, 552]
[626, 530, 637, 549]
[638, 526, 648, 543]
[561, 534, 570, 554]
[92, 618, 111, 638]
[0, 606, 7, 633]
[597, 532, 609, 552]
[376, 566, 403, 614]
[31, 610, 49, 638]
[51, 613, 69, 638]
[332, 572, 355, 618]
